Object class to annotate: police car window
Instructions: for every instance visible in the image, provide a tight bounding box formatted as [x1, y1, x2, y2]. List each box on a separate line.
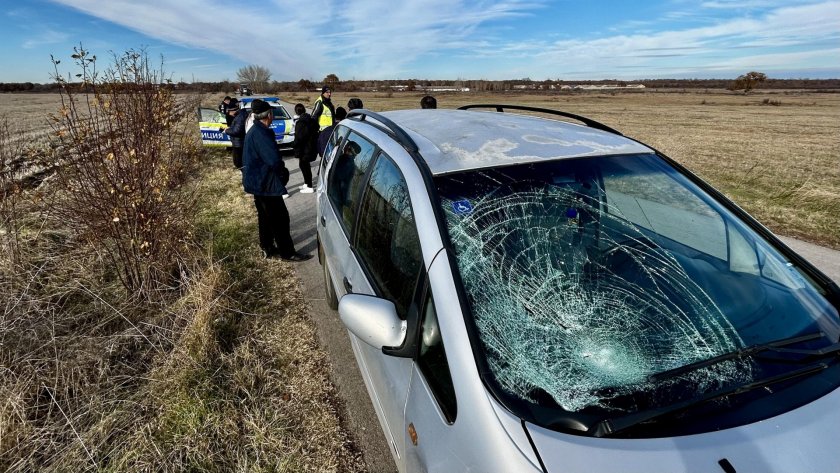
[327, 132, 376, 235]
[418, 294, 457, 422]
[356, 153, 422, 319]
[271, 107, 289, 120]
[199, 108, 224, 123]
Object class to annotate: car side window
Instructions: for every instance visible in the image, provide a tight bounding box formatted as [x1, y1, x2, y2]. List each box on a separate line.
[355, 153, 422, 319]
[323, 125, 349, 166]
[418, 294, 457, 423]
[327, 131, 376, 235]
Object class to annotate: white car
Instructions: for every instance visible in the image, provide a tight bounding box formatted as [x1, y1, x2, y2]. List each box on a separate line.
[316, 105, 840, 473]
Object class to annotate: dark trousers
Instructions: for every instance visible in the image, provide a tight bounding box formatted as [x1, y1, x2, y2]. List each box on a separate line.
[298, 157, 313, 187]
[232, 146, 243, 169]
[253, 195, 295, 257]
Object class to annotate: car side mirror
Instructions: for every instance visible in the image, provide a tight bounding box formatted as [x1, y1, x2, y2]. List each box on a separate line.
[339, 294, 406, 349]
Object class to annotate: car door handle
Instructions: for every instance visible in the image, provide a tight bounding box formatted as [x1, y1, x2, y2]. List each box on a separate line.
[343, 277, 353, 293]
[320, 216, 326, 227]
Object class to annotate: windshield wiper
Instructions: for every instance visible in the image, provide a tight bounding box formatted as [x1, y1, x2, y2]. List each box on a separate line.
[647, 332, 827, 383]
[591, 362, 829, 438]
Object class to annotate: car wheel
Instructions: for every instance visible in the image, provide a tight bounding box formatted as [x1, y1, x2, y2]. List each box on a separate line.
[322, 250, 339, 310]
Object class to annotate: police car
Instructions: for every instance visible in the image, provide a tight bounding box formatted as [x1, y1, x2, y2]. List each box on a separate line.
[198, 97, 294, 150]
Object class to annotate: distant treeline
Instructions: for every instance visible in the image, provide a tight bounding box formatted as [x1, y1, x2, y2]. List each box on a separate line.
[2, 78, 839, 94]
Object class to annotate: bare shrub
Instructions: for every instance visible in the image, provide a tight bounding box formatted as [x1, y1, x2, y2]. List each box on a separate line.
[728, 71, 768, 93]
[0, 118, 23, 264]
[762, 98, 782, 106]
[49, 46, 201, 298]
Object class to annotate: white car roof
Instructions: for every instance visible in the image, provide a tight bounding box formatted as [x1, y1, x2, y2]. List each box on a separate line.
[373, 109, 653, 175]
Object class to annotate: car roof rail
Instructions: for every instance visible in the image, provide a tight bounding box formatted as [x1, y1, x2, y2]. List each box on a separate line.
[457, 104, 623, 136]
[347, 109, 419, 153]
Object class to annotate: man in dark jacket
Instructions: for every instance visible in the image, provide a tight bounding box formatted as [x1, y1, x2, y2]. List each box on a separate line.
[242, 99, 312, 262]
[219, 96, 233, 125]
[292, 103, 318, 193]
[224, 99, 248, 168]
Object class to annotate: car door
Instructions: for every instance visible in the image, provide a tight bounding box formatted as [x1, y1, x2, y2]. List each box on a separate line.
[348, 150, 425, 467]
[319, 131, 377, 298]
[403, 287, 461, 472]
[197, 108, 230, 146]
[268, 105, 293, 146]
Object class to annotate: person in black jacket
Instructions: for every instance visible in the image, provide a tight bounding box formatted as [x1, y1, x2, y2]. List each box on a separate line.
[219, 96, 233, 125]
[293, 103, 318, 193]
[420, 95, 437, 109]
[224, 99, 248, 168]
[242, 99, 312, 262]
[347, 97, 363, 111]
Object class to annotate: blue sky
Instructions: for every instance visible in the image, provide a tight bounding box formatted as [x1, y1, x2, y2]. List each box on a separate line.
[3, 0, 839, 83]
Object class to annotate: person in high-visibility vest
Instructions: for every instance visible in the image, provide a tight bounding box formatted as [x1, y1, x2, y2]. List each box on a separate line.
[311, 86, 335, 132]
[312, 86, 336, 156]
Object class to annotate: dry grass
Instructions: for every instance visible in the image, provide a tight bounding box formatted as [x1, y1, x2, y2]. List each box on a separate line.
[0, 148, 365, 472]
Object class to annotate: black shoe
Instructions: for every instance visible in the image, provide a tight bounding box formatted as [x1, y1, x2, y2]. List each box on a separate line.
[262, 249, 284, 260]
[279, 252, 313, 262]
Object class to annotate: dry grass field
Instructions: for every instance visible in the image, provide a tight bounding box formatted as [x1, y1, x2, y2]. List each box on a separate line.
[283, 89, 838, 249]
[10, 90, 839, 248]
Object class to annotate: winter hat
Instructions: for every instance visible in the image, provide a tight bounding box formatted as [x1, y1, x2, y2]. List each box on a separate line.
[335, 106, 347, 121]
[250, 99, 271, 115]
[321, 85, 332, 94]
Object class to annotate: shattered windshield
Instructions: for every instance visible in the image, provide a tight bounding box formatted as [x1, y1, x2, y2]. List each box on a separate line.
[435, 153, 840, 429]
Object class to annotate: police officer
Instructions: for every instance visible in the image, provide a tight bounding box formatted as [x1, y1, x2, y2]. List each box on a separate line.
[311, 86, 335, 156]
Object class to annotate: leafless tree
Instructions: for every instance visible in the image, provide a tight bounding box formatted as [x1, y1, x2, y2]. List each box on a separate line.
[323, 74, 340, 90]
[237, 65, 272, 93]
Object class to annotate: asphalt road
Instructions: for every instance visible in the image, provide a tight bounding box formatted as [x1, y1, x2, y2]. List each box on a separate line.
[275, 101, 839, 473]
[277, 115, 397, 471]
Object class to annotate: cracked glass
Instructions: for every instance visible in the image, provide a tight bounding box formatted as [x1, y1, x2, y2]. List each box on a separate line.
[434, 153, 840, 424]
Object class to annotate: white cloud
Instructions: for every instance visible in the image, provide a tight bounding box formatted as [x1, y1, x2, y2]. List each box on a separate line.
[22, 29, 70, 49]
[480, 1, 840, 78]
[700, 0, 813, 9]
[49, 0, 542, 80]
[705, 47, 840, 70]
[45, 0, 839, 80]
[166, 57, 201, 64]
[50, 0, 332, 79]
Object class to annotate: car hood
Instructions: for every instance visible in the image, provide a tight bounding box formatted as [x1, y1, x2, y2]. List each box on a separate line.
[525, 387, 840, 473]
